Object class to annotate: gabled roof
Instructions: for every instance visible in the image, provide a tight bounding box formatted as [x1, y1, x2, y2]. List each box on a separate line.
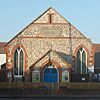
[30, 50, 71, 69]
[55, 51, 73, 64]
[5, 7, 91, 47]
[93, 44, 100, 53]
[33, 7, 68, 23]
[0, 42, 7, 54]
[0, 42, 7, 47]
[5, 7, 56, 46]
[30, 50, 52, 68]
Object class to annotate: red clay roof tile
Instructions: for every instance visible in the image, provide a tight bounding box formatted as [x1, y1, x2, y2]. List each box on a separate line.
[0, 42, 7, 54]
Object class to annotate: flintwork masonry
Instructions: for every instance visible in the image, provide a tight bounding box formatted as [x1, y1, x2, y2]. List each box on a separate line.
[5, 7, 94, 82]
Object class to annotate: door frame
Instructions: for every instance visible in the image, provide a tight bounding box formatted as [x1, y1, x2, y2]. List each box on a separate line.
[43, 63, 59, 83]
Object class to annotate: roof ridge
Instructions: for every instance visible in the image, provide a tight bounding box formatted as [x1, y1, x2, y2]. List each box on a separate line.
[4, 7, 56, 47]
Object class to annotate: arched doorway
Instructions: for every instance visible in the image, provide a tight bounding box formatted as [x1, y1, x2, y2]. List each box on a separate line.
[43, 63, 58, 83]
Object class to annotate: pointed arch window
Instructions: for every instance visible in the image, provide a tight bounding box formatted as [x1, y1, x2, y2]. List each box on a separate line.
[76, 47, 87, 74]
[14, 47, 24, 76]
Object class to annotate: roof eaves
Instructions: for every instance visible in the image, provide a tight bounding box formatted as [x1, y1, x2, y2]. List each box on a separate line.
[5, 7, 52, 47]
[29, 50, 52, 68]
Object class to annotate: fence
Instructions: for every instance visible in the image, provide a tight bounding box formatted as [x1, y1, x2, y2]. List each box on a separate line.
[0, 82, 100, 95]
[0, 82, 100, 89]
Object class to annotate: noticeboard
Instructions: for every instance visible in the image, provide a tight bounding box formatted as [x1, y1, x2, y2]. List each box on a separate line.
[32, 70, 40, 82]
[62, 70, 69, 82]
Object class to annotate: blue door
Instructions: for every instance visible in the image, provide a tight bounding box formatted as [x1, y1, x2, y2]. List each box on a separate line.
[44, 68, 58, 82]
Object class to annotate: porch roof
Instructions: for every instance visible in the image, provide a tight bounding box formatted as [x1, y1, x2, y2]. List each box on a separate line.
[29, 50, 72, 69]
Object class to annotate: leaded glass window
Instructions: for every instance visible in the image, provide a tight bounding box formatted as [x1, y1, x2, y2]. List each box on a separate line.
[14, 50, 18, 75]
[14, 47, 24, 76]
[77, 50, 81, 73]
[19, 50, 24, 75]
[76, 47, 87, 74]
[82, 51, 87, 74]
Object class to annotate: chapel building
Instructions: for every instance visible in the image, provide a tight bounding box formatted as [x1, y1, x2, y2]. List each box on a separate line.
[4, 7, 94, 82]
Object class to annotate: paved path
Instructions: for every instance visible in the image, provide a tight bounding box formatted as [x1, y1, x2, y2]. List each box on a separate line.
[0, 97, 100, 100]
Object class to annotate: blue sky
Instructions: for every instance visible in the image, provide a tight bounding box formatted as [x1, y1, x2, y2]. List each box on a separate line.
[0, 0, 100, 43]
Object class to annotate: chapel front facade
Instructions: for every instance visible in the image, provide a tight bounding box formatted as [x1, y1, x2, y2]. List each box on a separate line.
[5, 7, 94, 82]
